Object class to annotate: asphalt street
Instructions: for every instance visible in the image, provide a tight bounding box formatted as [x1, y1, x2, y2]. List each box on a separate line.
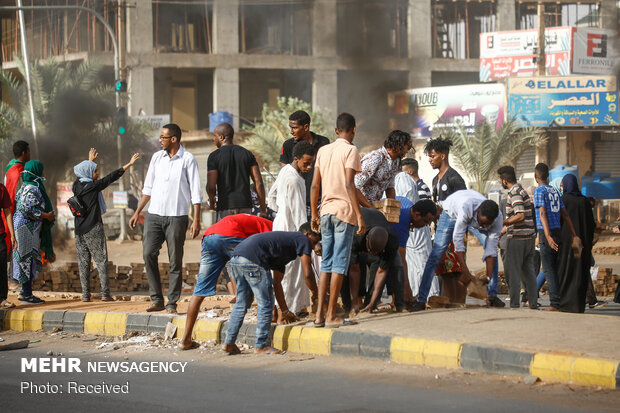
[1, 332, 617, 413]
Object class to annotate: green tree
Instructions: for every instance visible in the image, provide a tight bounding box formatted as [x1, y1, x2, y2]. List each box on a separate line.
[435, 118, 546, 193]
[0, 56, 155, 184]
[242, 96, 331, 170]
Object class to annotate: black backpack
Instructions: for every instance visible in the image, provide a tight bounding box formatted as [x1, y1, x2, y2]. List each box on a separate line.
[68, 184, 87, 217]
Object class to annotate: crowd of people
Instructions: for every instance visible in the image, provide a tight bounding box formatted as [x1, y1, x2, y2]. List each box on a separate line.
[0, 110, 605, 355]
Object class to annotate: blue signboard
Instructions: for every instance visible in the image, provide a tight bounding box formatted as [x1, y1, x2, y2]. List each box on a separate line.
[507, 75, 619, 127]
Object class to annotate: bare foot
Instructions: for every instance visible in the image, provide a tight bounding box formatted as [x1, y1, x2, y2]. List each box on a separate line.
[254, 346, 282, 355]
[324, 316, 344, 327]
[222, 344, 242, 355]
[179, 341, 200, 351]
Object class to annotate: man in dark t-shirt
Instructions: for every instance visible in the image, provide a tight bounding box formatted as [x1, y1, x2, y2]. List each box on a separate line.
[222, 223, 321, 355]
[347, 208, 403, 313]
[207, 123, 267, 220]
[280, 110, 330, 212]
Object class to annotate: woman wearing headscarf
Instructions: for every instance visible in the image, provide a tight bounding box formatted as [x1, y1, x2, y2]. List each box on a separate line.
[557, 174, 595, 313]
[73, 148, 140, 302]
[12, 160, 55, 304]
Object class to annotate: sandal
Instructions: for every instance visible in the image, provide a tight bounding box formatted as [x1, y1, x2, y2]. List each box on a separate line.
[21, 296, 45, 305]
[0, 300, 16, 309]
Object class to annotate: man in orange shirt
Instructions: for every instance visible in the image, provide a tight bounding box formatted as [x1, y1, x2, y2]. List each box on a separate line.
[310, 113, 365, 328]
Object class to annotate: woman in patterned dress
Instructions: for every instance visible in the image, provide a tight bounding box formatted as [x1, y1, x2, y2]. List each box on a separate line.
[12, 161, 55, 305]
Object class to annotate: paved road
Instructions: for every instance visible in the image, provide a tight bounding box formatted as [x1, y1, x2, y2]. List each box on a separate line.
[1, 332, 616, 413]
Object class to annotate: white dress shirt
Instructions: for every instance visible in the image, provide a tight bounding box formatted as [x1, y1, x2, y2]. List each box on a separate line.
[142, 145, 202, 216]
[443, 190, 503, 260]
[394, 171, 418, 204]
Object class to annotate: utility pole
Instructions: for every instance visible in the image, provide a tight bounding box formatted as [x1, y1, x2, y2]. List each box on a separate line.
[535, 1, 548, 164]
[117, 0, 128, 242]
[16, 0, 39, 159]
[536, 2, 546, 76]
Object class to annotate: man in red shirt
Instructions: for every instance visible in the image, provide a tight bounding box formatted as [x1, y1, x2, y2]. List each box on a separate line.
[0, 183, 17, 308]
[2, 141, 29, 253]
[180, 214, 272, 350]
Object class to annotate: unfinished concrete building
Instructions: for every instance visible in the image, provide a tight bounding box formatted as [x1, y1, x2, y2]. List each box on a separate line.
[0, 0, 617, 147]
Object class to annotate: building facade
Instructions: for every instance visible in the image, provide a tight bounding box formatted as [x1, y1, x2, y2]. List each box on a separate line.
[1, 0, 618, 172]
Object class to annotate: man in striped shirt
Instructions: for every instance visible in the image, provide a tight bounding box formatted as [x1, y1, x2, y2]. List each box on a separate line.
[498, 166, 538, 309]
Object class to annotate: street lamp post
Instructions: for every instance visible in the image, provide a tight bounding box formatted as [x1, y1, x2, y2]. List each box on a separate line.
[0, 4, 128, 240]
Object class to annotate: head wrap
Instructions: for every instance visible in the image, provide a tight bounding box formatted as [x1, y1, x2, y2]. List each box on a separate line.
[550, 177, 563, 196]
[21, 160, 55, 262]
[74, 160, 97, 183]
[23, 160, 45, 187]
[73, 160, 106, 214]
[561, 174, 582, 197]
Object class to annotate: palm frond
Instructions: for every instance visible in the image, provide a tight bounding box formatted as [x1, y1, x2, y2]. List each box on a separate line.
[435, 118, 546, 193]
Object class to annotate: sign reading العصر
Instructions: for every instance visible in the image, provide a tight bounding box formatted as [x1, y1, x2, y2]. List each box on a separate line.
[507, 75, 619, 127]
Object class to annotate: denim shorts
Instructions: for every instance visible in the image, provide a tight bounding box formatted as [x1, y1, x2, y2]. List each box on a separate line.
[193, 234, 245, 297]
[320, 214, 355, 275]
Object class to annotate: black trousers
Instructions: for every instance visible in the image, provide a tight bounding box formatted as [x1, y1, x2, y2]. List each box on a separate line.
[0, 233, 7, 301]
[143, 213, 188, 308]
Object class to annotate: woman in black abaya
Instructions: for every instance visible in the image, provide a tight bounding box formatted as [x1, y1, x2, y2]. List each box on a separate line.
[557, 174, 595, 313]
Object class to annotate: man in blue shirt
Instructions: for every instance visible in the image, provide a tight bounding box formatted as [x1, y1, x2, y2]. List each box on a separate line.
[391, 198, 437, 304]
[534, 163, 580, 311]
[222, 223, 320, 355]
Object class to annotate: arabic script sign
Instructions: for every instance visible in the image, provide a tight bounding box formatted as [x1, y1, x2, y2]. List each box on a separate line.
[507, 75, 619, 127]
[388, 84, 506, 138]
[480, 27, 573, 81]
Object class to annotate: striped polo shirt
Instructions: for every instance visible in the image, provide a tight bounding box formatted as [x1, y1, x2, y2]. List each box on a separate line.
[505, 183, 536, 239]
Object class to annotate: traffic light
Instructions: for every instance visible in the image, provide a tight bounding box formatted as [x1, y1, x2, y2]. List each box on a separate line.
[115, 80, 127, 92]
[115, 107, 128, 135]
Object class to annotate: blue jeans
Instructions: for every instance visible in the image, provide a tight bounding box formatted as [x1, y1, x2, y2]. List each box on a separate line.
[418, 212, 456, 303]
[468, 227, 499, 297]
[538, 229, 561, 308]
[21, 278, 33, 297]
[193, 235, 245, 297]
[225, 256, 274, 348]
[536, 270, 546, 291]
[320, 214, 355, 275]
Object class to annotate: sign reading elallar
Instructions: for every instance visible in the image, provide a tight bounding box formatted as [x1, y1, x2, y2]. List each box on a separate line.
[507, 75, 619, 127]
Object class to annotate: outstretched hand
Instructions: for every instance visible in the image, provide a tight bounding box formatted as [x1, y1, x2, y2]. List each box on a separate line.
[128, 153, 140, 166]
[89, 148, 98, 162]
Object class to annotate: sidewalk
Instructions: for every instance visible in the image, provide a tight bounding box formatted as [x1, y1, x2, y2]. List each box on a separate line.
[2, 293, 619, 389]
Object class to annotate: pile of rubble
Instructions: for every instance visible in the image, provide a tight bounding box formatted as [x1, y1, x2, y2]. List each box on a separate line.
[593, 268, 620, 297]
[32, 261, 202, 293]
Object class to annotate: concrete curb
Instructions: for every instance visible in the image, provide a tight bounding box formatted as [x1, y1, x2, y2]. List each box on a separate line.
[1, 308, 618, 389]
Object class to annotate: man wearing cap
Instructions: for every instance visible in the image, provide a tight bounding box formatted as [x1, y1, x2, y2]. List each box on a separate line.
[345, 207, 401, 313]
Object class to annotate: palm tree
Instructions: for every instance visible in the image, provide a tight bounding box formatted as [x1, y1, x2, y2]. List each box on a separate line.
[0, 56, 156, 219]
[0, 56, 155, 191]
[436, 118, 546, 193]
[242, 96, 331, 170]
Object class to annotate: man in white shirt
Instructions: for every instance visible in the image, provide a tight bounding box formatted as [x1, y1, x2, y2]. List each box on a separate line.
[129, 124, 202, 314]
[410, 189, 503, 311]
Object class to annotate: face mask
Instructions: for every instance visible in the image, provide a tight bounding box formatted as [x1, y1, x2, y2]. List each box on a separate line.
[24, 170, 45, 183]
